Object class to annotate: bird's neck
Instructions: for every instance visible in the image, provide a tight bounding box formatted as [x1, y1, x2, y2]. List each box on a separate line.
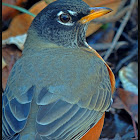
[23, 28, 62, 55]
[23, 24, 89, 55]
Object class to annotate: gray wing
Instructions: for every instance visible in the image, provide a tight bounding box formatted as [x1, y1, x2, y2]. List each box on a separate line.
[2, 59, 35, 140]
[36, 94, 103, 140]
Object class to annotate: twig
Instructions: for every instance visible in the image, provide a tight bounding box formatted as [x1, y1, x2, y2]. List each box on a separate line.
[132, 138, 138, 140]
[131, 115, 138, 139]
[90, 41, 128, 51]
[113, 28, 136, 45]
[121, 102, 138, 139]
[115, 46, 138, 72]
[117, 90, 138, 139]
[117, 0, 128, 11]
[128, 25, 138, 36]
[103, 0, 137, 61]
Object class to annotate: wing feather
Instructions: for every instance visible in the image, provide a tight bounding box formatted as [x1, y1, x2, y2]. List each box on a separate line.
[36, 99, 103, 140]
[37, 100, 73, 125]
[2, 86, 35, 139]
[36, 87, 60, 105]
[50, 108, 87, 138]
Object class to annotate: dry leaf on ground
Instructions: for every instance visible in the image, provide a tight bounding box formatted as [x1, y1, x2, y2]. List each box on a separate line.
[112, 88, 138, 123]
[2, 34, 27, 51]
[2, 45, 22, 89]
[2, 57, 7, 69]
[119, 62, 138, 95]
[2, 1, 47, 40]
[2, 0, 27, 21]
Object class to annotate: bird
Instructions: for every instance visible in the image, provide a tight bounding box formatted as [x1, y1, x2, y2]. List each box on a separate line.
[2, 0, 115, 139]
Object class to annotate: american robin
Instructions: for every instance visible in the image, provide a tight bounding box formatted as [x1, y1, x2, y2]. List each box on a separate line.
[2, 0, 115, 139]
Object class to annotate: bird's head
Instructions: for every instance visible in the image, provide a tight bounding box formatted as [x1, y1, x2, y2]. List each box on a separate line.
[24, 0, 112, 52]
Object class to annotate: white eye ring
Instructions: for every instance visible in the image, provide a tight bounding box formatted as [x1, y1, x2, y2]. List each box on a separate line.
[59, 13, 71, 23]
[57, 11, 74, 26]
[67, 10, 77, 16]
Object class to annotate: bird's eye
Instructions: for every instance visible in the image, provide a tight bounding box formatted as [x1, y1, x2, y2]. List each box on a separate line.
[59, 13, 71, 23]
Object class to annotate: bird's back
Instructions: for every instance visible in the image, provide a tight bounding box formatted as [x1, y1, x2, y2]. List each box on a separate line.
[2, 47, 112, 140]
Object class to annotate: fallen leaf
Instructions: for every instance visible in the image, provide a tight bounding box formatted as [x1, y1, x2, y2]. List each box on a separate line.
[111, 95, 124, 110]
[2, 45, 22, 89]
[119, 62, 138, 95]
[2, 66, 10, 91]
[2, 0, 27, 21]
[2, 57, 7, 69]
[112, 88, 138, 123]
[2, 1, 47, 40]
[2, 34, 27, 50]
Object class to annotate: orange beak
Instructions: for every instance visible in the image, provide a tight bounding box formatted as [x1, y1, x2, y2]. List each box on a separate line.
[79, 7, 112, 24]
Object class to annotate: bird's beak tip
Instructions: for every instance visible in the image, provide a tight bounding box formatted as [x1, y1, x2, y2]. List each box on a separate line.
[80, 7, 113, 24]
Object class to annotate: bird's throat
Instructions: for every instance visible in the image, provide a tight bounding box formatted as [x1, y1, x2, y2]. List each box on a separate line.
[23, 23, 89, 55]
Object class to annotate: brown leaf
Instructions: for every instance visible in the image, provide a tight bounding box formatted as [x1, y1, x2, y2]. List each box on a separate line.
[2, 45, 22, 89]
[2, 1, 47, 40]
[111, 95, 124, 110]
[2, 66, 10, 91]
[2, 0, 28, 21]
[112, 88, 138, 123]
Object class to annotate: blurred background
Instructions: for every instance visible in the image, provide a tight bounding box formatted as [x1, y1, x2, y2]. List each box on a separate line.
[2, 0, 138, 139]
